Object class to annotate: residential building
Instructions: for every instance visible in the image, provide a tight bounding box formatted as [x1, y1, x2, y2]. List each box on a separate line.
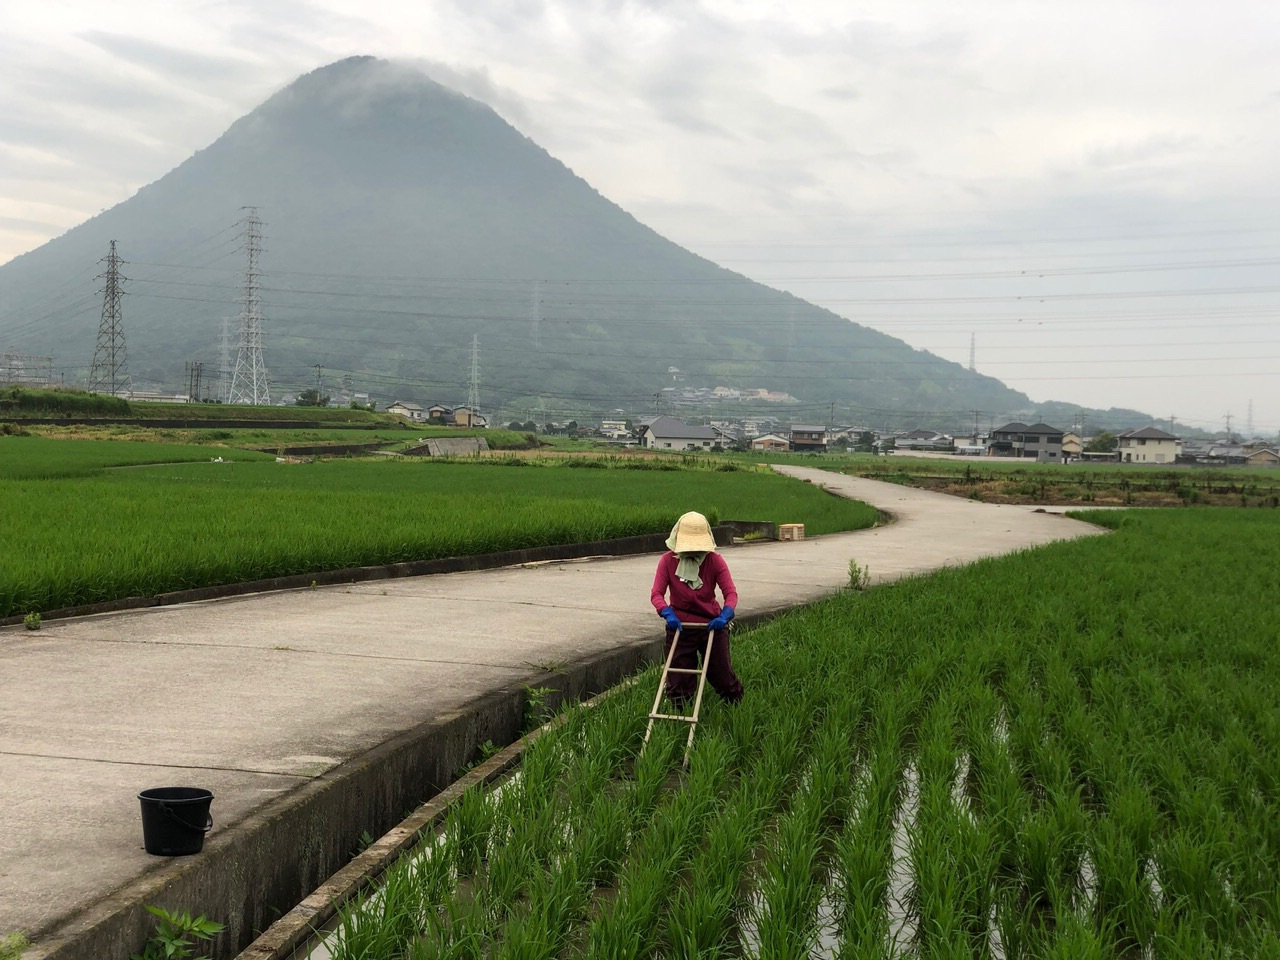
[641, 415, 721, 451]
[1116, 426, 1181, 464]
[1246, 447, 1280, 467]
[790, 424, 828, 453]
[599, 419, 630, 440]
[452, 406, 488, 428]
[896, 429, 953, 451]
[1061, 431, 1083, 460]
[426, 403, 453, 421]
[750, 433, 790, 452]
[386, 400, 425, 421]
[987, 422, 1065, 462]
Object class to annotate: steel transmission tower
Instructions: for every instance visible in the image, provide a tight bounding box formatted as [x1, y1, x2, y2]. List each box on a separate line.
[968, 333, 976, 372]
[90, 240, 131, 396]
[218, 316, 232, 403]
[467, 334, 481, 416]
[228, 208, 271, 405]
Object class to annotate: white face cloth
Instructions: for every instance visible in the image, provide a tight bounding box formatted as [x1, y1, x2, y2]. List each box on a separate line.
[674, 552, 706, 590]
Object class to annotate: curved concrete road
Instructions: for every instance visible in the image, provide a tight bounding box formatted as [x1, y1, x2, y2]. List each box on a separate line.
[0, 467, 1103, 948]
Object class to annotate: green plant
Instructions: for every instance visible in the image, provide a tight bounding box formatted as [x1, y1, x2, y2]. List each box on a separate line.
[23, 611, 40, 630]
[522, 685, 556, 732]
[0, 932, 30, 960]
[129, 906, 224, 960]
[848, 558, 870, 590]
[351, 829, 376, 857]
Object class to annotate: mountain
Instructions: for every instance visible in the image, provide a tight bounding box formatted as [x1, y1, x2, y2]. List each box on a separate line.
[0, 57, 1081, 427]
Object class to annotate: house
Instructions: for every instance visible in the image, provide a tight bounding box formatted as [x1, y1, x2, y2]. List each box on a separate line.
[1116, 426, 1181, 464]
[790, 424, 828, 453]
[451, 406, 488, 428]
[987, 422, 1065, 462]
[600, 419, 630, 440]
[386, 400, 425, 421]
[750, 433, 790, 452]
[426, 403, 453, 421]
[1061, 431, 1083, 460]
[1246, 447, 1280, 467]
[641, 415, 721, 451]
[895, 429, 953, 451]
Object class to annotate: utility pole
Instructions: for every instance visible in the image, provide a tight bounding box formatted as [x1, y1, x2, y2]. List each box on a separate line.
[218, 317, 231, 403]
[228, 207, 271, 405]
[1224, 412, 1233, 438]
[467, 334, 480, 417]
[1246, 400, 1254, 438]
[90, 240, 130, 396]
[829, 401, 835, 429]
[184, 361, 204, 402]
[971, 409, 982, 441]
[529, 281, 541, 350]
[313, 364, 323, 399]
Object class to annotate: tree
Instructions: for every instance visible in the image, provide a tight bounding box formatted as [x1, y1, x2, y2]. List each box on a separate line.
[521, 420, 537, 432]
[508, 420, 523, 431]
[1086, 431, 1117, 453]
[295, 388, 330, 407]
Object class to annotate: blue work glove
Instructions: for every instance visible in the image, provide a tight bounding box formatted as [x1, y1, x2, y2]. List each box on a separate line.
[707, 605, 735, 631]
[659, 606, 682, 632]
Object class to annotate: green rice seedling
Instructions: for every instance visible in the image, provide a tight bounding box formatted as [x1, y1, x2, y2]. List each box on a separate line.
[1155, 825, 1240, 943]
[834, 750, 901, 956]
[665, 789, 767, 958]
[328, 857, 423, 960]
[751, 781, 833, 956]
[1092, 786, 1159, 954]
[1038, 907, 1110, 960]
[409, 893, 486, 960]
[445, 785, 494, 878]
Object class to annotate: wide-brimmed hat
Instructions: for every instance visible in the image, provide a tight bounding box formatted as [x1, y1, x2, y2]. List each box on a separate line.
[665, 511, 717, 554]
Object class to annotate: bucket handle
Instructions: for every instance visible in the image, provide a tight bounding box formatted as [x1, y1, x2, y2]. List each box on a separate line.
[159, 801, 213, 834]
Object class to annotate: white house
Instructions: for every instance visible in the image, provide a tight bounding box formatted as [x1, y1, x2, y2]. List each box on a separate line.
[1116, 426, 1181, 464]
[641, 415, 721, 451]
[386, 400, 425, 421]
[600, 419, 631, 440]
[750, 433, 790, 451]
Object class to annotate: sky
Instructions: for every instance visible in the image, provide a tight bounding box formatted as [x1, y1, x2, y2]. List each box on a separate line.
[2, 0, 1279, 433]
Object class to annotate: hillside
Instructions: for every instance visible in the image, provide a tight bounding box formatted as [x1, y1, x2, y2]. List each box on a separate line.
[0, 57, 1045, 424]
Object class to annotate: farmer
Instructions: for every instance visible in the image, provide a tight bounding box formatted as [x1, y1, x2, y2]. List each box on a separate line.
[650, 511, 743, 705]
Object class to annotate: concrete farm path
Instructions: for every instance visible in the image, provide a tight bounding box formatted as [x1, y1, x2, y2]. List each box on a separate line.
[0, 466, 1104, 951]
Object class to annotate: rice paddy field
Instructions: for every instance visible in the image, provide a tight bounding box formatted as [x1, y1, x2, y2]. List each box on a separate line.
[319, 508, 1280, 959]
[737, 451, 1280, 508]
[0, 438, 878, 617]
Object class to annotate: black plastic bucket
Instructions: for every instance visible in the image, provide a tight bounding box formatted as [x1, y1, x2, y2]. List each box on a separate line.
[138, 787, 214, 856]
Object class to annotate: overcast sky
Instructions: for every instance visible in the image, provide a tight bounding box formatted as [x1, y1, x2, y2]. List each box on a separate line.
[3, 0, 1279, 432]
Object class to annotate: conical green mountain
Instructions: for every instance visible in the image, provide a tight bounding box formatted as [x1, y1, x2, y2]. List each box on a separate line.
[0, 56, 1041, 423]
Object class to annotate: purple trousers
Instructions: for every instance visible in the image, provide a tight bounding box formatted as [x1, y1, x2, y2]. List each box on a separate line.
[663, 626, 743, 704]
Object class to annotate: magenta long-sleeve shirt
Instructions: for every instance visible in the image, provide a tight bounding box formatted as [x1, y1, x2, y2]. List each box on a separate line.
[650, 551, 739, 624]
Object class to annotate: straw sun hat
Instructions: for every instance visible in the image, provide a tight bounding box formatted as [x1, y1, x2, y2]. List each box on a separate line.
[665, 511, 717, 554]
